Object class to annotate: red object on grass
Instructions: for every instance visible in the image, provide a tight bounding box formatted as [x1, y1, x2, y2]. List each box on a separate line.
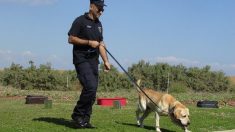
[97, 97, 127, 106]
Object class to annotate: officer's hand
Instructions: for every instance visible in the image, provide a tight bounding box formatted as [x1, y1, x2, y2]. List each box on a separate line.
[104, 61, 111, 72]
[89, 40, 100, 48]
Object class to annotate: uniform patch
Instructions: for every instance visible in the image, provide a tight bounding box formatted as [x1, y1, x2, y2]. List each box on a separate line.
[98, 26, 102, 33]
[86, 25, 92, 28]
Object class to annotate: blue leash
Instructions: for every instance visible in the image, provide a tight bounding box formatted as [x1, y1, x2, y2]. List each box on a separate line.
[104, 47, 159, 107]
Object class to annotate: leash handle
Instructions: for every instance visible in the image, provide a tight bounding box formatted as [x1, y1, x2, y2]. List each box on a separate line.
[104, 47, 159, 107]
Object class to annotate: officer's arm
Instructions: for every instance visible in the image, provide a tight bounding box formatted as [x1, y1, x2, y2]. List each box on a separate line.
[99, 42, 111, 71]
[68, 35, 89, 46]
[68, 35, 100, 48]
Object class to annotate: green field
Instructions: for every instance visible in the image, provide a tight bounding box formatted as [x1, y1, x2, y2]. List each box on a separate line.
[0, 87, 235, 132]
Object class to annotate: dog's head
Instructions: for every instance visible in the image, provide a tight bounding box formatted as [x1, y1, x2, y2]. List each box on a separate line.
[170, 104, 190, 130]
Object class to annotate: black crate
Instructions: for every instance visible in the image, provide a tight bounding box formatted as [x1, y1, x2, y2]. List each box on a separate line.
[25, 95, 48, 104]
[197, 100, 218, 108]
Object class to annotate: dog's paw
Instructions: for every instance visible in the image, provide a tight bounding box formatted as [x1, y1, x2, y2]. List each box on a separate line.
[139, 124, 144, 128]
[185, 129, 191, 132]
[137, 122, 143, 128]
[156, 127, 161, 132]
[184, 126, 191, 132]
[137, 121, 144, 128]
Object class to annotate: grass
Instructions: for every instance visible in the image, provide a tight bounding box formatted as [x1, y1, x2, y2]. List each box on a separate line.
[0, 86, 235, 132]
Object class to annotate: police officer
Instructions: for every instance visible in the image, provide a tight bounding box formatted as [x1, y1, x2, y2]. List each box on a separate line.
[68, 0, 110, 129]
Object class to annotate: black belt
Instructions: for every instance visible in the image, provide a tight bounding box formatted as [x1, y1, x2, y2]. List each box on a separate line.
[78, 49, 99, 59]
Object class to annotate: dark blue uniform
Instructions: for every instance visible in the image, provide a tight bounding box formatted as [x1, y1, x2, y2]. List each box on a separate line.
[68, 12, 103, 123]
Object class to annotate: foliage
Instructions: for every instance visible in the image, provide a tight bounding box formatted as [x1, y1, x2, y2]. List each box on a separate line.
[128, 60, 231, 92]
[0, 61, 77, 91]
[98, 63, 132, 92]
[168, 81, 189, 93]
[0, 60, 233, 92]
[186, 66, 229, 92]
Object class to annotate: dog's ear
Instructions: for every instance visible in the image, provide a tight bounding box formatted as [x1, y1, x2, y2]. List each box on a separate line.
[173, 108, 181, 119]
[175, 108, 190, 119]
[186, 108, 190, 116]
[137, 79, 141, 86]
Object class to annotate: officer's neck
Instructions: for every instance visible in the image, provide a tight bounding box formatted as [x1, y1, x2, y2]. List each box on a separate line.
[88, 12, 96, 21]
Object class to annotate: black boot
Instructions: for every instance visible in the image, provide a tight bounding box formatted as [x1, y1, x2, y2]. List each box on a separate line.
[82, 122, 96, 129]
[71, 114, 96, 129]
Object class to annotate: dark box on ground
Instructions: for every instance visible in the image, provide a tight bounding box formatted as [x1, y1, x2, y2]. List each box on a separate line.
[25, 95, 48, 104]
[197, 100, 219, 108]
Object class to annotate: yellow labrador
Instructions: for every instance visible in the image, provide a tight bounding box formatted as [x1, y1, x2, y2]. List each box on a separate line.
[135, 80, 191, 132]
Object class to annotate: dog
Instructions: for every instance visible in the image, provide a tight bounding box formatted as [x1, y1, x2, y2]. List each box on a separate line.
[135, 80, 191, 132]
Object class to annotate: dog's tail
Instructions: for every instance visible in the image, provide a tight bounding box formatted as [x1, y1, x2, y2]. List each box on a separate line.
[135, 79, 142, 93]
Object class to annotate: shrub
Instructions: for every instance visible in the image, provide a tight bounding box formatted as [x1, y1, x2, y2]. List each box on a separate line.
[0, 60, 231, 93]
[168, 81, 189, 93]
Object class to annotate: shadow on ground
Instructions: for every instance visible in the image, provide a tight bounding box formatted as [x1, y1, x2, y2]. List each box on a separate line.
[115, 121, 175, 132]
[33, 117, 176, 131]
[33, 117, 77, 129]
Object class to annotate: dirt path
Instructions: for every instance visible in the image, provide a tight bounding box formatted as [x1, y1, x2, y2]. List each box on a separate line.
[214, 130, 235, 132]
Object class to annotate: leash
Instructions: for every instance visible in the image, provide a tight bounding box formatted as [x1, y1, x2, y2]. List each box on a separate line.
[104, 47, 159, 107]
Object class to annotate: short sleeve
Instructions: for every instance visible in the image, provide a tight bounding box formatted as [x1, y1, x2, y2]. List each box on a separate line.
[68, 17, 82, 36]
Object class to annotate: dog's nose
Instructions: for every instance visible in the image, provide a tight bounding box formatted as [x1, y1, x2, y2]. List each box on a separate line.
[187, 121, 190, 125]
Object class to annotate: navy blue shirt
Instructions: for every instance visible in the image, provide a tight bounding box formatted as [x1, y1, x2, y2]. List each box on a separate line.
[68, 13, 103, 64]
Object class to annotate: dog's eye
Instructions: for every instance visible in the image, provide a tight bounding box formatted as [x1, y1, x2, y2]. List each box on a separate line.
[183, 115, 187, 117]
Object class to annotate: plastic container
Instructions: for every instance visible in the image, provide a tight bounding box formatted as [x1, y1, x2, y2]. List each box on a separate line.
[97, 97, 127, 107]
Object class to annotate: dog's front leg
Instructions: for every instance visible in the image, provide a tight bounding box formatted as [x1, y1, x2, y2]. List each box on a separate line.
[139, 108, 151, 128]
[155, 112, 161, 132]
[136, 108, 141, 127]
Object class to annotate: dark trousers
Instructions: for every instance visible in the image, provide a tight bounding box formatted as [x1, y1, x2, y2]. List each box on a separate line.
[73, 60, 99, 122]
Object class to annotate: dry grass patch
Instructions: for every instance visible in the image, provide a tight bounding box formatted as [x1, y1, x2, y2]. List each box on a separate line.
[229, 76, 235, 84]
